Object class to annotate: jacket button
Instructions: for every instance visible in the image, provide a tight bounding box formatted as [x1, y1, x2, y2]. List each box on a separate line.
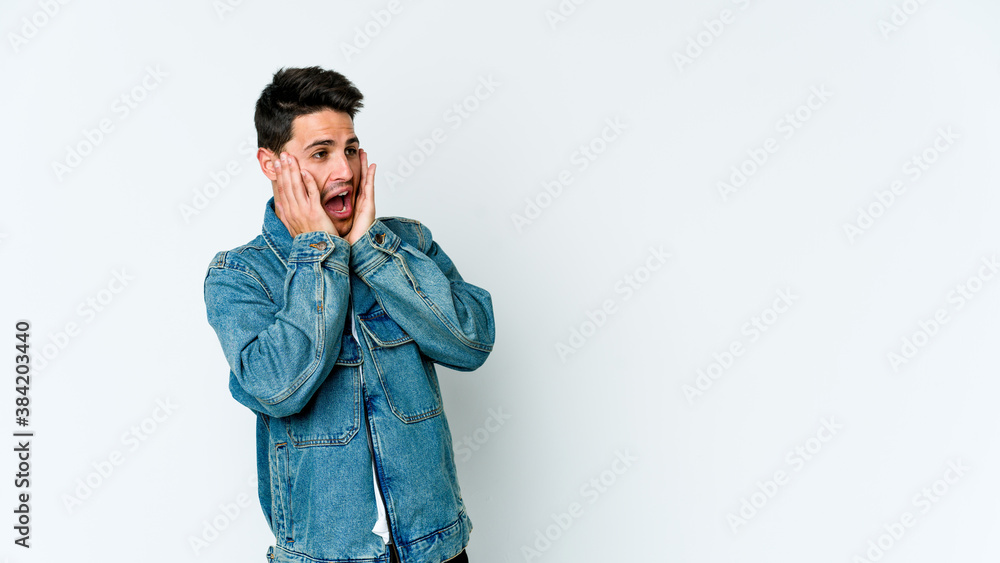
[311, 241, 327, 251]
[375, 233, 385, 244]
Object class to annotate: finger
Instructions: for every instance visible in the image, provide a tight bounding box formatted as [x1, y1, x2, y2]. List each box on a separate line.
[358, 149, 374, 201]
[358, 149, 368, 189]
[299, 164, 319, 202]
[366, 163, 376, 203]
[279, 152, 303, 209]
[272, 158, 288, 218]
[289, 154, 319, 210]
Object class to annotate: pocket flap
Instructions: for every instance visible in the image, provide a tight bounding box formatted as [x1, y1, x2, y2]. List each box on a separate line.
[359, 310, 413, 348]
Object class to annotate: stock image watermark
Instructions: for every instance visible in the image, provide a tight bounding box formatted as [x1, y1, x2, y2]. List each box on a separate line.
[340, 0, 412, 63]
[511, 116, 626, 233]
[727, 417, 842, 533]
[454, 406, 511, 463]
[13, 320, 34, 548]
[212, 0, 248, 20]
[851, 458, 967, 562]
[717, 84, 833, 202]
[14, 433, 32, 548]
[178, 133, 257, 222]
[887, 253, 997, 372]
[51, 65, 168, 182]
[682, 287, 798, 405]
[672, 0, 753, 72]
[7, 0, 72, 54]
[878, 0, 932, 39]
[62, 398, 179, 513]
[382, 74, 499, 191]
[544, 0, 590, 30]
[188, 473, 257, 556]
[842, 126, 958, 244]
[35, 268, 135, 374]
[554, 246, 669, 362]
[520, 449, 637, 562]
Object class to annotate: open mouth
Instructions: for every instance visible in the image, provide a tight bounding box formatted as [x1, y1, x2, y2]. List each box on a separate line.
[323, 188, 352, 219]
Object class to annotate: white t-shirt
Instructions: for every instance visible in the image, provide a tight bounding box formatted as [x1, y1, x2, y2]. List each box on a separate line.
[348, 300, 391, 545]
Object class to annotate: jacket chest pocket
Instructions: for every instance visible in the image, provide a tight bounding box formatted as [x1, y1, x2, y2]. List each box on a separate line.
[359, 308, 443, 423]
[286, 333, 362, 447]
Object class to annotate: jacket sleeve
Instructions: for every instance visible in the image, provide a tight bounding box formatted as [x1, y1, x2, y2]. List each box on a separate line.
[349, 218, 495, 371]
[203, 231, 351, 417]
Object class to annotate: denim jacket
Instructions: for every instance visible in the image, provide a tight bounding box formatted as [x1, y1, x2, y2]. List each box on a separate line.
[203, 198, 495, 562]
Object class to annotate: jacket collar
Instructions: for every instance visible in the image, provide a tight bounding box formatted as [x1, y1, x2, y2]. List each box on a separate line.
[261, 197, 292, 266]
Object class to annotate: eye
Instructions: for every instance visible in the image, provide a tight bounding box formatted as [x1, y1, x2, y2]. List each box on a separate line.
[311, 150, 327, 159]
[346, 146, 358, 156]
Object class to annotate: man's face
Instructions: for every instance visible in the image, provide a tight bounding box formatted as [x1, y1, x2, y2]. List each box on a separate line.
[270, 109, 362, 238]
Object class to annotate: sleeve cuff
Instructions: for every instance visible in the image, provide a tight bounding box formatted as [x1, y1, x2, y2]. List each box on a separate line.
[288, 231, 349, 265]
[349, 220, 398, 274]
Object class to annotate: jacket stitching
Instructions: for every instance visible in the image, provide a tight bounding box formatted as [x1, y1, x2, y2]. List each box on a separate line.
[262, 225, 289, 268]
[253, 262, 327, 407]
[207, 255, 274, 303]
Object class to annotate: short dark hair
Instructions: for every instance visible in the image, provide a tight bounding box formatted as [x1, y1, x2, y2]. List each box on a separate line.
[254, 66, 365, 154]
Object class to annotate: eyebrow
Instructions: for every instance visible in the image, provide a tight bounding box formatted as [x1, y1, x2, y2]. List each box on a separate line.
[303, 136, 360, 151]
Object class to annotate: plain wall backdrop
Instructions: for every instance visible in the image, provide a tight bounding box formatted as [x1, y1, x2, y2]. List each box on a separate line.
[2, 0, 999, 561]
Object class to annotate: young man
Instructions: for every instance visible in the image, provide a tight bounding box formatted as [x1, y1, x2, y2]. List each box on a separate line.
[203, 67, 495, 563]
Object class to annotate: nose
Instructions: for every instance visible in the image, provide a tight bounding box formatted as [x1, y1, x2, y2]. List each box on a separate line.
[327, 151, 353, 186]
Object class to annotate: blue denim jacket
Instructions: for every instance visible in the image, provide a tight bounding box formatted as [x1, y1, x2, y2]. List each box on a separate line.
[203, 198, 495, 562]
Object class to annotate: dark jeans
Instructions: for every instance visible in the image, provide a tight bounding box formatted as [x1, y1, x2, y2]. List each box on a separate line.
[388, 544, 468, 563]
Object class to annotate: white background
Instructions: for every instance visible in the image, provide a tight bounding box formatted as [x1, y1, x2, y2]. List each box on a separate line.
[2, 0, 999, 561]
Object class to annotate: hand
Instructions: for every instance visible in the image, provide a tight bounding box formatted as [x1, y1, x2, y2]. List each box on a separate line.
[346, 148, 376, 245]
[272, 152, 336, 238]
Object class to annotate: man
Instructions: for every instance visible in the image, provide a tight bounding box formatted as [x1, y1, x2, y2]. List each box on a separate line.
[203, 66, 495, 563]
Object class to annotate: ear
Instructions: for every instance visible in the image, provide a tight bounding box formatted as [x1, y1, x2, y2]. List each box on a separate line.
[257, 147, 278, 181]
